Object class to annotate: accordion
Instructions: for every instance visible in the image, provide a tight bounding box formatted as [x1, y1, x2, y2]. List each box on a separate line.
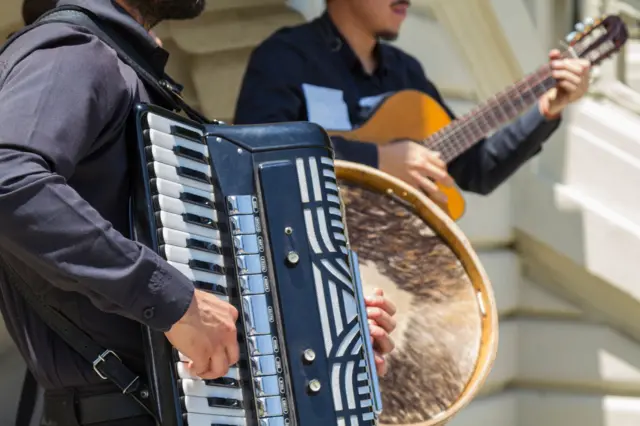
[129, 104, 383, 426]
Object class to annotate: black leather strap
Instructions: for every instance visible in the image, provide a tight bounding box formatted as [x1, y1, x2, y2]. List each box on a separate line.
[3, 259, 159, 422]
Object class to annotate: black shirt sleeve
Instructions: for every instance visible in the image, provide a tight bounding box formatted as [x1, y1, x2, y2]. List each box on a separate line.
[233, 37, 380, 167]
[0, 29, 194, 332]
[406, 56, 561, 195]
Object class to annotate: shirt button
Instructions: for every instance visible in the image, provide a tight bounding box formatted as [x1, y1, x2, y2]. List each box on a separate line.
[143, 307, 155, 319]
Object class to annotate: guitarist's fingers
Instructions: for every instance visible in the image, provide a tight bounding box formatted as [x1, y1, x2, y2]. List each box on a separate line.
[552, 69, 582, 86]
[425, 150, 447, 169]
[427, 165, 454, 186]
[416, 160, 454, 187]
[410, 170, 448, 203]
[557, 80, 579, 94]
[548, 49, 562, 60]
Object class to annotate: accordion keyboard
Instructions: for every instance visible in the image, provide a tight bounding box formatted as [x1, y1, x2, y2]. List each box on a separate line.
[132, 105, 381, 426]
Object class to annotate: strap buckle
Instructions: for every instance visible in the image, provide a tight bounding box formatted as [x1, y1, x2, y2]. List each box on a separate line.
[92, 349, 121, 380]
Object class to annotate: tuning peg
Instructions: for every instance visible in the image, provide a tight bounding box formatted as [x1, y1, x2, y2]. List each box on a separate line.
[584, 17, 595, 26]
[575, 22, 585, 32]
[565, 31, 578, 42]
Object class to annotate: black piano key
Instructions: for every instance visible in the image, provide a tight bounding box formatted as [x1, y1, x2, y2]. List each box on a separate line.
[186, 237, 222, 254]
[194, 281, 227, 296]
[180, 191, 214, 208]
[189, 259, 226, 275]
[203, 377, 240, 388]
[170, 124, 203, 143]
[174, 145, 207, 164]
[177, 166, 212, 184]
[182, 212, 218, 229]
[207, 397, 243, 409]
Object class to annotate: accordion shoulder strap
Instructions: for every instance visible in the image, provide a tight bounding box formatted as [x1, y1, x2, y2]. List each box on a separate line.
[1, 253, 160, 421]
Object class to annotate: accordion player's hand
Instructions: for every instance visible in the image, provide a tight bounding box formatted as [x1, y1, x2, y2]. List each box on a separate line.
[365, 288, 397, 376]
[165, 289, 240, 380]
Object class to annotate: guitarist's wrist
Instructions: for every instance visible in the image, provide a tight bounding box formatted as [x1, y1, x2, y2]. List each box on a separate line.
[538, 97, 562, 121]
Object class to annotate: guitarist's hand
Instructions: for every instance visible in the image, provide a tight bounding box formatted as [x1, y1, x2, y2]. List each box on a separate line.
[378, 141, 454, 203]
[540, 49, 591, 118]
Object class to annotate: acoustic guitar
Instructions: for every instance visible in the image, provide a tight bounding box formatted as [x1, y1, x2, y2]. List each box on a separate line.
[329, 16, 628, 426]
[330, 15, 629, 221]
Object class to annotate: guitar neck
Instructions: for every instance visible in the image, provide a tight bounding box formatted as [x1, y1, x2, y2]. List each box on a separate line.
[427, 63, 557, 163]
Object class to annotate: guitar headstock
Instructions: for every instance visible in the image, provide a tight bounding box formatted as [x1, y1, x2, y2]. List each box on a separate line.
[564, 15, 628, 65]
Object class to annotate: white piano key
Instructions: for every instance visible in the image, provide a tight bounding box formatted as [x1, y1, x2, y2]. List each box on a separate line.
[157, 211, 220, 240]
[151, 162, 213, 193]
[182, 395, 246, 417]
[182, 379, 243, 401]
[176, 361, 239, 381]
[168, 261, 228, 288]
[148, 145, 211, 177]
[147, 112, 203, 137]
[160, 228, 221, 251]
[155, 195, 218, 222]
[154, 178, 215, 205]
[163, 245, 224, 269]
[180, 379, 244, 400]
[184, 412, 246, 426]
[148, 129, 209, 158]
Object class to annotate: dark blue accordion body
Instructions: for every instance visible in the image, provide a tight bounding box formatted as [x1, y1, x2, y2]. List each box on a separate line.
[129, 104, 382, 426]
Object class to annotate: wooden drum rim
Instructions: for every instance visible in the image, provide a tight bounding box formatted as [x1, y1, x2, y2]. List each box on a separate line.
[334, 159, 499, 426]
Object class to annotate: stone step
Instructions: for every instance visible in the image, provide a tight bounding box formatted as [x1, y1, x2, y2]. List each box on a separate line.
[513, 173, 640, 344]
[450, 390, 640, 426]
[482, 317, 640, 397]
[168, 4, 303, 55]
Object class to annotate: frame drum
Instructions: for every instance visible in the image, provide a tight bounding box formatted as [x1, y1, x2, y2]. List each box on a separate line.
[335, 160, 498, 426]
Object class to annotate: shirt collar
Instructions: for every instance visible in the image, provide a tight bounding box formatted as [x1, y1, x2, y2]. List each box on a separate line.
[316, 11, 390, 76]
[55, 0, 169, 74]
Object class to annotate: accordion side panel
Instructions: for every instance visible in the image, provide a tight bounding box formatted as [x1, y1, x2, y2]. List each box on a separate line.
[256, 153, 378, 426]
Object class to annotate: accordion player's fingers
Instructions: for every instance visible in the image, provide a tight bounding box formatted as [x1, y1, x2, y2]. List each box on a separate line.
[225, 339, 240, 366]
[368, 321, 395, 356]
[366, 306, 397, 334]
[365, 291, 397, 317]
[374, 352, 388, 377]
[191, 348, 230, 380]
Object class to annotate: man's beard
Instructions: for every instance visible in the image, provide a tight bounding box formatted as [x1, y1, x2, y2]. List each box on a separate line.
[376, 31, 399, 42]
[127, 0, 206, 27]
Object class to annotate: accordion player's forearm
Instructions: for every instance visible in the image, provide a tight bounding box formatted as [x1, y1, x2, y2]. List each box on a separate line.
[0, 148, 195, 332]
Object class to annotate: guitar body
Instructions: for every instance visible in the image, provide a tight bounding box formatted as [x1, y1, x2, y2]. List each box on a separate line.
[328, 90, 467, 220]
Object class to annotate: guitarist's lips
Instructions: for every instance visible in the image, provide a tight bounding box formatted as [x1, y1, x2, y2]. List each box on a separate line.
[391, 0, 410, 16]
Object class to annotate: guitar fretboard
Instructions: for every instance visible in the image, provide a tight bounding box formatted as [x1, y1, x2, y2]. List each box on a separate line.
[428, 53, 572, 164]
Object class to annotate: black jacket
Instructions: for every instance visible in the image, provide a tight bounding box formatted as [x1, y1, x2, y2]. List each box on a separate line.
[0, 0, 194, 389]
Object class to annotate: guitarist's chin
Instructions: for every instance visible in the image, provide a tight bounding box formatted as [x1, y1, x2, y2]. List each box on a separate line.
[376, 30, 399, 41]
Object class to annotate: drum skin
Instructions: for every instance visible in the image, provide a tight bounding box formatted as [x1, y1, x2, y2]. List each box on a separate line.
[335, 160, 498, 426]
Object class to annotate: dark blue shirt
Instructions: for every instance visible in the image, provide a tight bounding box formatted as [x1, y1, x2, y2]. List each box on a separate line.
[234, 12, 561, 195]
[0, 0, 194, 389]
